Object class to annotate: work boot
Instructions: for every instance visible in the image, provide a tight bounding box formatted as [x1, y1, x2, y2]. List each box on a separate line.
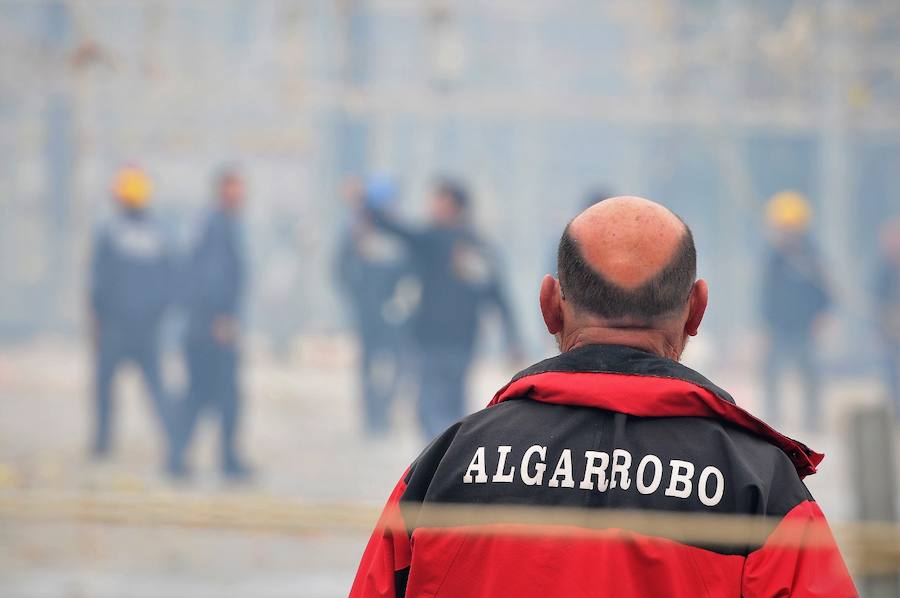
[222, 459, 255, 482]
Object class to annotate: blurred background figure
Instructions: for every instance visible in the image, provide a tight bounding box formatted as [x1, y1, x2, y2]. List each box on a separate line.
[876, 218, 900, 418]
[334, 175, 411, 438]
[89, 166, 173, 460]
[760, 190, 832, 431]
[168, 166, 252, 480]
[367, 179, 521, 438]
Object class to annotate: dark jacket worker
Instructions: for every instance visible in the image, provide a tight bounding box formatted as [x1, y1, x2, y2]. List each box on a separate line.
[90, 166, 173, 459]
[350, 196, 856, 598]
[368, 179, 521, 439]
[168, 167, 251, 479]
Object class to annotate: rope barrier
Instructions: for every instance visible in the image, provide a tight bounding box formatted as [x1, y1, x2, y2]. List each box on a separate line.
[3, 490, 900, 574]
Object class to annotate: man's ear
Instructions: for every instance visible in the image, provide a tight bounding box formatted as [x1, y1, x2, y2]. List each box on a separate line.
[540, 275, 564, 335]
[685, 279, 708, 337]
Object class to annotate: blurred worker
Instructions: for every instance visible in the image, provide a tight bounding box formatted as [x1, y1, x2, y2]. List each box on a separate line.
[335, 176, 411, 437]
[89, 166, 172, 459]
[168, 166, 251, 479]
[876, 218, 900, 417]
[760, 191, 831, 431]
[367, 179, 521, 439]
[351, 197, 856, 598]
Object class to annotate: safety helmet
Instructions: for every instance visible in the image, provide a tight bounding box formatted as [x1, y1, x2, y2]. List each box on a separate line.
[113, 167, 152, 209]
[364, 174, 398, 210]
[766, 190, 811, 231]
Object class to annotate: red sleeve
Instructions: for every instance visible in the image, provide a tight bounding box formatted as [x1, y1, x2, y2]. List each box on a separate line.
[742, 500, 858, 597]
[349, 472, 413, 598]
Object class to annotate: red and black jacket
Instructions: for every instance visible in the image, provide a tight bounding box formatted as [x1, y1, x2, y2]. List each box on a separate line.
[350, 344, 857, 597]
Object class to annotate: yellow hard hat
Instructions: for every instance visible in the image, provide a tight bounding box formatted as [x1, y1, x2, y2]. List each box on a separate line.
[113, 167, 152, 209]
[766, 190, 811, 231]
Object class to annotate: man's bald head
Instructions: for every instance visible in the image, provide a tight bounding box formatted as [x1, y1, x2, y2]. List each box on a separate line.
[557, 197, 696, 323]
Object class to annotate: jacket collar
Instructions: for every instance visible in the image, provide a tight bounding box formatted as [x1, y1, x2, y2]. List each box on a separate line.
[489, 344, 822, 478]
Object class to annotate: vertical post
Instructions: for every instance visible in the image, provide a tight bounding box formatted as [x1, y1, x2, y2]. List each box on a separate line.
[820, 0, 866, 364]
[40, 2, 75, 334]
[849, 404, 899, 596]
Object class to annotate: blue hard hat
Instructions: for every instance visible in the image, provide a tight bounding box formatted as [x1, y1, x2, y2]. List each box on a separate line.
[364, 175, 397, 209]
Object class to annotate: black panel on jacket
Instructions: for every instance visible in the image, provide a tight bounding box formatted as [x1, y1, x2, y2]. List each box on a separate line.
[398, 346, 813, 556]
[402, 401, 811, 555]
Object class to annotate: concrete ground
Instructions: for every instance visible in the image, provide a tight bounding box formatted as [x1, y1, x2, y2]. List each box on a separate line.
[0, 337, 887, 597]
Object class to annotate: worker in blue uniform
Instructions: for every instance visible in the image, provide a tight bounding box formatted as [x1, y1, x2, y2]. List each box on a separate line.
[368, 179, 521, 439]
[335, 176, 411, 437]
[89, 166, 173, 459]
[760, 191, 831, 431]
[168, 167, 252, 479]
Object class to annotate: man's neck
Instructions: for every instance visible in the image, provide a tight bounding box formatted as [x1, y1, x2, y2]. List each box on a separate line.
[562, 326, 682, 361]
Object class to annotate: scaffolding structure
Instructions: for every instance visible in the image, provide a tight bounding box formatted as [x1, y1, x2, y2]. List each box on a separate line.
[1, 0, 899, 361]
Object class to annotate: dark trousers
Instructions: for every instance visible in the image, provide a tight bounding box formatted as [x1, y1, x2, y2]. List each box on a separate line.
[359, 331, 401, 435]
[418, 347, 471, 439]
[763, 333, 821, 430]
[93, 328, 169, 455]
[170, 338, 242, 471]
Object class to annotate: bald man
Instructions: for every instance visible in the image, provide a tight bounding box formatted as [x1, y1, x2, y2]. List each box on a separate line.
[350, 198, 856, 598]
